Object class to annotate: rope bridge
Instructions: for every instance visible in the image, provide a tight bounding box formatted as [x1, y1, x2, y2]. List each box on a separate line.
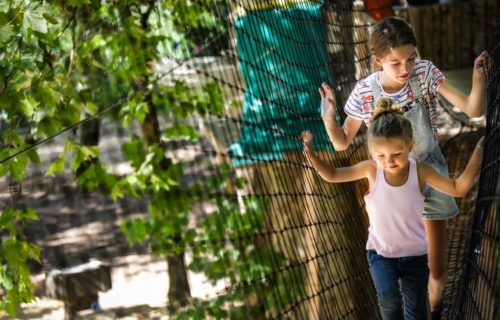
[2, 1, 498, 319]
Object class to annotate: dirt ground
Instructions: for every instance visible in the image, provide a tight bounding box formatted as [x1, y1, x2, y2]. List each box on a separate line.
[0, 253, 224, 320]
[0, 254, 168, 320]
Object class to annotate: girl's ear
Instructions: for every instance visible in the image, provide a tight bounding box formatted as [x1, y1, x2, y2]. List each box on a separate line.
[407, 140, 415, 152]
[367, 146, 375, 160]
[371, 56, 383, 72]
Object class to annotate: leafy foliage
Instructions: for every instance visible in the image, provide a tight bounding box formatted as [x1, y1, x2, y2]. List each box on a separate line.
[0, 208, 40, 316]
[0, 0, 303, 318]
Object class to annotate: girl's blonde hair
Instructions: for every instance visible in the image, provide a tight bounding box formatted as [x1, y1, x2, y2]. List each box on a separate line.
[370, 17, 417, 72]
[368, 97, 413, 143]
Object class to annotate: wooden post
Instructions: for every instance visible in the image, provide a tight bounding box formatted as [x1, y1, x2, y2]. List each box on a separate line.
[302, 167, 321, 320]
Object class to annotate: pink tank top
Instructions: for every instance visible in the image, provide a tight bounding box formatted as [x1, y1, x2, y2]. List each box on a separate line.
[364, 159, 426, 258]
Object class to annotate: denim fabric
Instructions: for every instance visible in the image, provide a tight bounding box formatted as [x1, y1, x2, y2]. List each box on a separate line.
[404, 102, 459, 220]
[367, 250, 429, 320]
[370, 73, 459, 220]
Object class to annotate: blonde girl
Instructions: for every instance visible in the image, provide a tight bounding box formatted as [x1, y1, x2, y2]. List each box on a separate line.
[320, 16, 490, 318]
[302, 97, 483, 320]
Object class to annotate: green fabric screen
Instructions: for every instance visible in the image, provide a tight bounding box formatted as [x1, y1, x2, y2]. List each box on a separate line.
[229, 2, 334, 166]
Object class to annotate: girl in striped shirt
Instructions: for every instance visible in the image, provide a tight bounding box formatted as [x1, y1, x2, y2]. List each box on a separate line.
[320, 16, 489, 319]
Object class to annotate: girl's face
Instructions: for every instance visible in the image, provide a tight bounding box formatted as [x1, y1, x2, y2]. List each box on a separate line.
[368, 136, 413, 174]
[375, 44, 417, 88]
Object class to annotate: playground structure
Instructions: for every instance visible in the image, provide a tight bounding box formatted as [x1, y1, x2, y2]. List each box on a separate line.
[0, 1, 498, 319]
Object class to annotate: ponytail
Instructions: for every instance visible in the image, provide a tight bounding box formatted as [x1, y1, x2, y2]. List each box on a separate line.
[368, 98, 413, 142]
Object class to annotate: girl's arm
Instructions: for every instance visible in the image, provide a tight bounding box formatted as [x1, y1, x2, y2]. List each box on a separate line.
[301, 131, 372, 183]
[418, 137, 484, 197]
[439, 51, 490, 118]
[319, 82, 363, 151]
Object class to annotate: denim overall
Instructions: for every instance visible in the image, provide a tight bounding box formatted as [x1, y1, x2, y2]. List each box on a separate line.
[370, 73, 459, 220]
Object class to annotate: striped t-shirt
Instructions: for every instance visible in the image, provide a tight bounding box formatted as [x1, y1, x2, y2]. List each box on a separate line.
[344, 59, 445, 125]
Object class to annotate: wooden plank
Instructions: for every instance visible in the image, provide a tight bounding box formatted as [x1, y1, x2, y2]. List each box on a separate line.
[464, 1, 475, 66]
[444, 4, 454, 70]
[433, 4, 442, 68]
[409, 6, 423, 58]
[475, 0, 486, 55]
[485, 0, 499, 50]
[396, 0, 500, 69]
[457, 2, 465, 67]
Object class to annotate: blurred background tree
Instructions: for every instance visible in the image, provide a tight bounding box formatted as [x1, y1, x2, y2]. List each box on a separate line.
[0, 1, 300, 318]
[0, 0, 228, 316]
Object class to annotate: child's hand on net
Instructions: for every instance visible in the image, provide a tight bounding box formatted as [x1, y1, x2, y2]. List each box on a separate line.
[300, 131, 314, 153]
[319, 82, 337, 127]
[473, 51, 491, 80]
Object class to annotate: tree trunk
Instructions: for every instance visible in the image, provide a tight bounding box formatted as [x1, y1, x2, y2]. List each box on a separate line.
[76, 116, 100, 177]
[80, 117, 100, 146]
[131, 3, 191, 309]
[167, 252, 191, 309]
[140, 99, 192, 309]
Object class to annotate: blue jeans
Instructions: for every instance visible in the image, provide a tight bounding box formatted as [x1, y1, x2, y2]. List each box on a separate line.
[367, 250, 429, 320]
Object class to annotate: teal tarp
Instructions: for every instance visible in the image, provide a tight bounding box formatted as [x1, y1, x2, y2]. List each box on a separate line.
[229, 3, 334, 166]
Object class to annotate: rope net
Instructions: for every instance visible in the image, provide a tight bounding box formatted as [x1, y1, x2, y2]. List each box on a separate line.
[1, 1, 498, 319]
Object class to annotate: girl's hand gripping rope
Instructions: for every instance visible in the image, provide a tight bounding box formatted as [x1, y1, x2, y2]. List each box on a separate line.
[300, 131, 314, 154]
[300, 131, 319, 173]
[473, 51, 492, 81]
[319, 82, 337, 128]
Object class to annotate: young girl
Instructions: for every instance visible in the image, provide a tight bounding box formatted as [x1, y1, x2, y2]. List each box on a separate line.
[320, 16, 490, 317]
[302, 97, 484, 320]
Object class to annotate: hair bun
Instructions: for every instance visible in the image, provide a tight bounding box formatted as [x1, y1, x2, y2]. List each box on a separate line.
[370, 97, 404, 123]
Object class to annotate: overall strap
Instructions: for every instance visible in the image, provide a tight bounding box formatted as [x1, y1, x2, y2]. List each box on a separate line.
[369, 72, 438, 136]
[370, 75, 382, 103]
[409, 71, 438, 135]
[408, 72, 424, 99]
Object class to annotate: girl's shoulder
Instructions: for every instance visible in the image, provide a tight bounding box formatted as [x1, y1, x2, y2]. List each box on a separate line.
[355, 72, 378, 89]
[361, 159, 378, 174]
[362, 160, 378, 185]
[351, 73, 378, 103]
[414, 59, 446, 95]
[414, 60, 443, 80]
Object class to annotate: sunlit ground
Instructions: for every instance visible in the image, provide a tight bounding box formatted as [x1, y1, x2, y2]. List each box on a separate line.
[1, 253, 225, 320]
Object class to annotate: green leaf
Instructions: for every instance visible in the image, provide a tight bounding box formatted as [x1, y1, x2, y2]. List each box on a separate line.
[0, 208, 14, 229]
[81, 145, 99, 158]
[64, 140, 76, 153]
[85, 101, 99, 115]
[46, 156, 66, 176]
[0, 23, 14, 43]
[14, 73, 33, 91]
[27, 149, 41, 165]
[20, 96, 38, 118]
[204, 82, 224, 115]
[3, 240, 19, 265]
[23, 8, 48, 34]
[71, 146, 98, 172]
[10, 153, 28, 180]
[229, 100, 243, 109]
[121, 218, 148, 244]
[21, 208, 39, 222]
[183, 228, 196, 245]
[121, 139, 145, 169]
[0, 161, 9, 176]
[27, 243, 41, 261]
[165, 123, 200, 141]
[5, 300, 17, 317]
[42, 13, 58, 25]
[67, 0, 92, 8]
[1, 273, 14, 290]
